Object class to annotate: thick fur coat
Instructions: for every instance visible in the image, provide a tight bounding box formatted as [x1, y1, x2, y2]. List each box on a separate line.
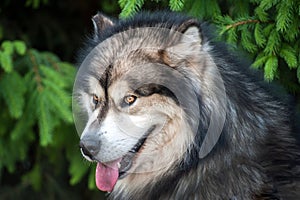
[74, 12, 300, 199]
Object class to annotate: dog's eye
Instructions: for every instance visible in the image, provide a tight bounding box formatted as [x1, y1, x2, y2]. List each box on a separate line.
[92, 94, 100, 107]
[124, 95, 137, 106]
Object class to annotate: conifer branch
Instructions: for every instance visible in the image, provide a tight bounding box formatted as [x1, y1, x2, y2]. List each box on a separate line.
[226, 19, 260, 30]
[28, 51, 43, 91]
[45, 55, 60, 71]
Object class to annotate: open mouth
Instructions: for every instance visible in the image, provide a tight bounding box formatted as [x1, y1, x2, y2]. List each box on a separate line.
[93, 125, 156, 192]
[118, 134, 148, 178]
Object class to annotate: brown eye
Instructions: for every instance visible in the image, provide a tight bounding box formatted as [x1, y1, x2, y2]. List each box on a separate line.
[93, 94, 99, 107]
[124, 95, 137, 106]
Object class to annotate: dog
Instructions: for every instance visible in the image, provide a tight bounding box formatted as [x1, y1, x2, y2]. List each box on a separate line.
[72, 11, 300, 199]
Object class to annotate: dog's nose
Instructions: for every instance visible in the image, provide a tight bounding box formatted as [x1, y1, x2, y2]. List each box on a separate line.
[79, 135, 101, 160]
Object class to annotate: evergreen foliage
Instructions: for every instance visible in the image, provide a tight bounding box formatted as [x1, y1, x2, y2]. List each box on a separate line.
[119, 0, 145, 18]
[0, 40, 84, 195]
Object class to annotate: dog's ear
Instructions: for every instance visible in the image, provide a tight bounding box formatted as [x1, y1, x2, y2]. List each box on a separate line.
[92, 12, 115, 39]
[180, 26, 202, 46]
[176, 19, 202, 45]
[165, 24, 202, 66]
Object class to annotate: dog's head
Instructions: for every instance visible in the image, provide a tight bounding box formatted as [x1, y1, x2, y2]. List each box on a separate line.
[73, 12, 226, 193]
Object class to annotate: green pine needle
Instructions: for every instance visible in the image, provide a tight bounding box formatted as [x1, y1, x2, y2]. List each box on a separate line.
[279, 44, 298, 69]
[40, 65, 68, 88]
[119, 0, 145, 18]
[0, 72, 26, 118]
[0, 51, 13, 73]
[253, 53, 268, 69]
[254, 23, 266, 47]
[276, 1, 293, 33]
[264, 56, 278, 81]
[1, 41, 14, 55]
[36, 91, 54, 146]
[88, 164, 97, 190]
[241, 29, 258, 53]
[45, 86, 73, 123]
[254, 7, 269, 22]
[169, 0, 185, 11]
[13, 40, 27, 55]
[264, 30, 281, 55]
[68, 150, 90, 185]
[21, 164, 42, 191]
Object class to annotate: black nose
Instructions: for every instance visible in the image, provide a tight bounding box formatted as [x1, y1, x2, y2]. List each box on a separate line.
[79, 135, 101, 160]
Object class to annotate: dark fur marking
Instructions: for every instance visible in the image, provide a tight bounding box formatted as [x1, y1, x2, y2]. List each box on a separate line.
[134, 83, 179, 105]
[97, 65, 113, 121]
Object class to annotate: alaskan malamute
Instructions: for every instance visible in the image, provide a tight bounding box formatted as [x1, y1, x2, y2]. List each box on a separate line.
[73, 12, 300, 199]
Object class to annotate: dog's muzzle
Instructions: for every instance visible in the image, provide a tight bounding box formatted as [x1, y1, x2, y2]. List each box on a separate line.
[79, 135, 101, 161]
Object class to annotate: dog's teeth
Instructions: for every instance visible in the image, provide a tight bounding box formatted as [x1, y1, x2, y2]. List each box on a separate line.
[117, 162, 121, 169]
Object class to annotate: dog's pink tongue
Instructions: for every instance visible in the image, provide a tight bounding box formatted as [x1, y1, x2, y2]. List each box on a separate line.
[95, 160, 120, 192]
